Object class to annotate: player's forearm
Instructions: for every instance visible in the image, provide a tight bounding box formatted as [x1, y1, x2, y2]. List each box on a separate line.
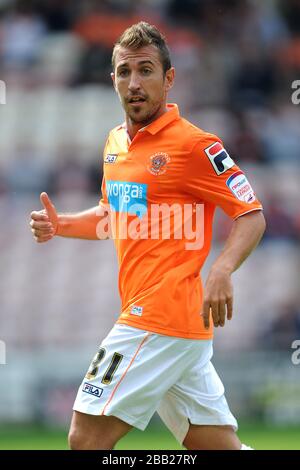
[56, 206, 110, 240]
[211, 210, 266, 275]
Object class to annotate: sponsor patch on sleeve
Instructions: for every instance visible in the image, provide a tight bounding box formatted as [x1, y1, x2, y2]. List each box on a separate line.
[204, 142, 235, 175]
[226, 171, 256, 203]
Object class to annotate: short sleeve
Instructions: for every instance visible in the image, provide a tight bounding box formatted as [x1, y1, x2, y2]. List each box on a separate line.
[184, 136, 263, 219]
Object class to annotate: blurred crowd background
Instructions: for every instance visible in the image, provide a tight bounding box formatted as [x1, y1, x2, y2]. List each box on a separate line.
[0, 0, 300, 433]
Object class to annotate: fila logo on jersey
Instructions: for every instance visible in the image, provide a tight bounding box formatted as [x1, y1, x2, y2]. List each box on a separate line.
[204, 142, 235, 175]
[83, 382, 103, 398]
[106, 180, 148, 218]
[226, 171, 256, 203]
[104, 154, 118, 164]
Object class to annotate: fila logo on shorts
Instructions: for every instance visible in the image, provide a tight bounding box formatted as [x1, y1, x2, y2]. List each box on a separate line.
[83, 382, 103, 398]
[204, 142, 234, 175]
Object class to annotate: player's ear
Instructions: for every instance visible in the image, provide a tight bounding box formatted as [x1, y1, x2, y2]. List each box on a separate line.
[165, 67, 175, 93]
[111, 72, 117, 91]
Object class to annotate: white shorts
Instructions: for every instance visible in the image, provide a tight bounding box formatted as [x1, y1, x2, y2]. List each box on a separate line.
[73, 324, 237, 444]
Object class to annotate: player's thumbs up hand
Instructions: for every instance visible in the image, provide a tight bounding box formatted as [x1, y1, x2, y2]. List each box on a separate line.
[30, 192, 58, 243]
[40, 192, 58, 229]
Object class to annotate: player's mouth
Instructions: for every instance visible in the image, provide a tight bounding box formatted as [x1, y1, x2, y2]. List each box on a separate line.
[128, 96, 146, 106]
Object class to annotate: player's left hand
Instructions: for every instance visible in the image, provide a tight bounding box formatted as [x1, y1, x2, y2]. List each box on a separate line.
[201, 267, 233, 329]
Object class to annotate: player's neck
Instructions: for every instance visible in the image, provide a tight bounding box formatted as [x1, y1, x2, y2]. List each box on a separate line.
[126, 104, 169, 140]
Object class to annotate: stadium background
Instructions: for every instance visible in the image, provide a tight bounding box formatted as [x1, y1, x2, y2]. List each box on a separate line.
[0, 0, 299, 449]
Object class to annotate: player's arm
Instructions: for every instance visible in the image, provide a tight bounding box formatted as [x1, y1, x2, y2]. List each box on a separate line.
[184, 134, 266, 329]
[202, 210, 266, 329]
[30, 192, 110, 242]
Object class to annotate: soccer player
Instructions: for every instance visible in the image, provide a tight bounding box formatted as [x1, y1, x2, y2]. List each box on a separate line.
[30, 22, 266, 450]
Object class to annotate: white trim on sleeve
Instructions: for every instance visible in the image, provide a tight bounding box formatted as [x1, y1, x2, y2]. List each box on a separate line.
[234, 207, 263, 220]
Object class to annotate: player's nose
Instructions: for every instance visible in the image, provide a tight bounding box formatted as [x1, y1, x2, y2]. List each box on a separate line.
[128, 72, 141, 92]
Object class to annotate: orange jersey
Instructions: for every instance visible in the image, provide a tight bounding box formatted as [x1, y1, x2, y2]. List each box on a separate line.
[100, 104, 262, 339]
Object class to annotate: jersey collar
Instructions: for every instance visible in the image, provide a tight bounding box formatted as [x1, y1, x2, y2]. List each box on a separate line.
[143, 103, 180, 135]
[117, 103, 180, 137]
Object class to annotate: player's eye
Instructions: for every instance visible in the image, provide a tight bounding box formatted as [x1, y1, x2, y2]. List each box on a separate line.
[118, 69, 129, 77]
[141, 68, 152, 76]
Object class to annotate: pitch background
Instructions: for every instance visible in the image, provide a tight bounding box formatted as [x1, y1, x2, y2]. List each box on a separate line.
[1, 421, 300, 450]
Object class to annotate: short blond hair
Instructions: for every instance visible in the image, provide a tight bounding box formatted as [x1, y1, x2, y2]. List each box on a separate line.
[112, 22, 171, 74]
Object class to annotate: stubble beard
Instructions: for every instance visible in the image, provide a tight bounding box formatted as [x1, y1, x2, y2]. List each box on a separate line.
[126, 101, 162, 125]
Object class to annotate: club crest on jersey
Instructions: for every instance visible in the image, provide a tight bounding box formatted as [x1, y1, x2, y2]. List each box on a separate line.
[226, 170, 256, 203]
[147, 152, 170, 176]
[204, 142, 234, 175]
[104, 153, 118, 164]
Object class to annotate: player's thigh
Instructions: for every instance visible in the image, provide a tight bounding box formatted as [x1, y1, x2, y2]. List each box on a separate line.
[157, 347, 238, 446]
[183, 424, 241, 450]
[69, 410, 132, 450]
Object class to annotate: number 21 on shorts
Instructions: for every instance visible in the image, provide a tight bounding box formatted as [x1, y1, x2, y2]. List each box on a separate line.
[85, 347, 123, 384]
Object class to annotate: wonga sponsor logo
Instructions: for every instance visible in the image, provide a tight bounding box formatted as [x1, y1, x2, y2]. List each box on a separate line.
[226, 171, 256, 203]
[106, 180, 148, 218]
